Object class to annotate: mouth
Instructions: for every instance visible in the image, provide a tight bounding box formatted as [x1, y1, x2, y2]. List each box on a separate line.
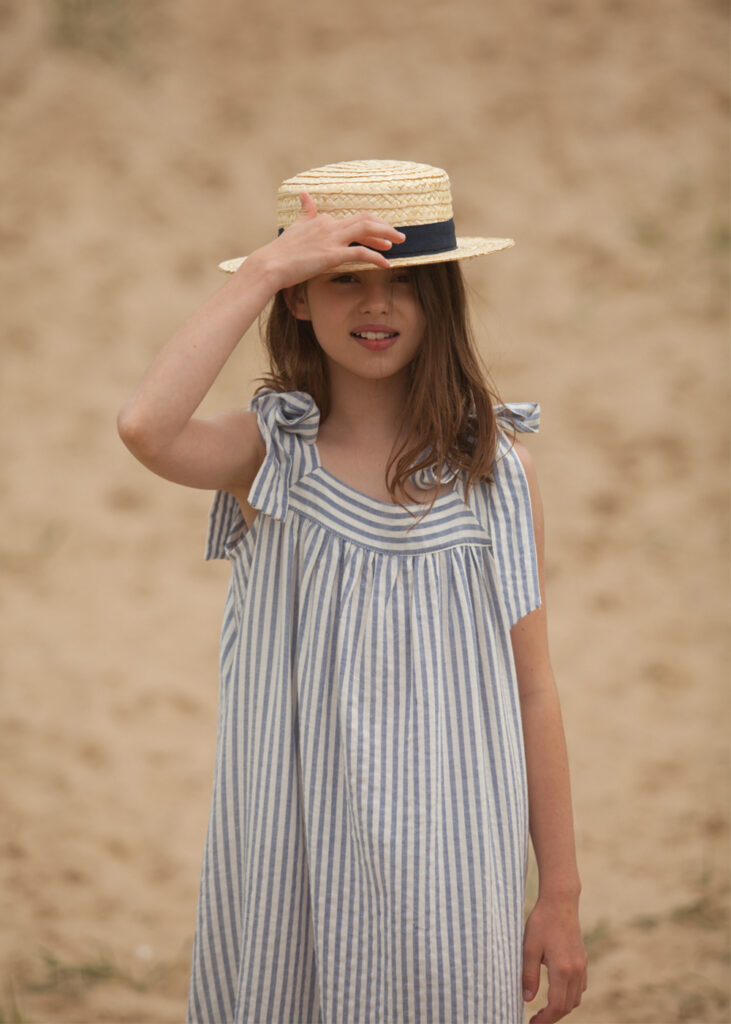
[351, 331, 399, 350]
[351, 330, 398, 341]
[350, 324, 400, 350]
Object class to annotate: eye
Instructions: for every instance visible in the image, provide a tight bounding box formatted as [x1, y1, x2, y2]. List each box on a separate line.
[331, 273, 358, 284]
[392, 271, 412, 284]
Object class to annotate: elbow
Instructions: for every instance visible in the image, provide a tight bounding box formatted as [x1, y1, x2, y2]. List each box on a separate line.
[117, 402, 157, 459]
[117, 401, 139, 448]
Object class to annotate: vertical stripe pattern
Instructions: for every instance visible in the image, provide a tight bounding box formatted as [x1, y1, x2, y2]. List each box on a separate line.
[189, 390, 541, 1024]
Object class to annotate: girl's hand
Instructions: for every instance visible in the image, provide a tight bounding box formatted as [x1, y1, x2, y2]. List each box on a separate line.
[243, 191, 406, 291]
[522, 895, 588, 1023]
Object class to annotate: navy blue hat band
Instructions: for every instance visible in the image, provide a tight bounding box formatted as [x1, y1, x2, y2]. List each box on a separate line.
[277, 218, 458, 260]
[368, 219, 457, 259]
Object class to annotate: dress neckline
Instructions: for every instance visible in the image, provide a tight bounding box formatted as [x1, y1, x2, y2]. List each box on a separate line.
[312, 440, 461, 511]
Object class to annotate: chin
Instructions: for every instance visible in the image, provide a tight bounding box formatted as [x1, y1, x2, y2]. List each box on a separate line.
[349, 361, 412, 381]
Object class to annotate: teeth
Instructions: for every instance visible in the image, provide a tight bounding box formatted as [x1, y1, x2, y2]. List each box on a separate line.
[354, 331, 395, 340]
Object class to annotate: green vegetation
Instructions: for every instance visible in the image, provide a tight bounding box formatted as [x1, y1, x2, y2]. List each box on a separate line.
[0, 982, 26, 1024]
[27, 949, 130, 995]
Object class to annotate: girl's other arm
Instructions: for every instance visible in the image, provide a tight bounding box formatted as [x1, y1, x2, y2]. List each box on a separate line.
[511, 441, 588, 1023]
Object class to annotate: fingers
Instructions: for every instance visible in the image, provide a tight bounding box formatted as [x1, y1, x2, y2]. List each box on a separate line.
[521, 899, 588, 1023]
[336, 213, 405, 250]
[529, 985, 568, 1023]
[358, 234, 400, 250]
[529, 968, 568, 1024]
[270, 206, 406, 286]
[528, 964, 587, 1024]
[521, 940, 542, 1006]
[340, 245, 392, 269]
[344, 211, 404, 233]
[297, 191, 318, 218]
[293, 202, 405, 248]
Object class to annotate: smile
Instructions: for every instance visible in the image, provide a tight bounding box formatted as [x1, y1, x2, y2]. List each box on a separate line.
[351, 331, 399, 351]
[351, 331, 398, 340]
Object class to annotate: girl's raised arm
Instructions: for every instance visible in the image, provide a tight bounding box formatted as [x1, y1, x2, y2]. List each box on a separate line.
[117, 193, 405, 493]
[117, 257, 277, 492]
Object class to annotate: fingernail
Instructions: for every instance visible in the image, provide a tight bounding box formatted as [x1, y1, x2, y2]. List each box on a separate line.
[523, 989, 533, 1001]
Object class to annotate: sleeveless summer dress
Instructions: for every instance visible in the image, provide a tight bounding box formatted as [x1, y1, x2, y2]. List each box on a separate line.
[188, 388, 541, 1024]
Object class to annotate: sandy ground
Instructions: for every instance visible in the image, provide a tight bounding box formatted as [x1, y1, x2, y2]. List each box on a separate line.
[1, 0, 729, 1021]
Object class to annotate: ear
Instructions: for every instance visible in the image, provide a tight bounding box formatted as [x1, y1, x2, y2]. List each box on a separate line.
[283, 283, 310, 321]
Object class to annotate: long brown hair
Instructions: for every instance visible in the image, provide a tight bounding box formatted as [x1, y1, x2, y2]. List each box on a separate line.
[252, 260, 509, 521]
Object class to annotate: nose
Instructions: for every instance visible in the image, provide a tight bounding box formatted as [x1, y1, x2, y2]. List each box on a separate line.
[358, 276, 392, 313]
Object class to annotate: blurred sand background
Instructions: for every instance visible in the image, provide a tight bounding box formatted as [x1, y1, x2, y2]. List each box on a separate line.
[1, 0, 729, 1021]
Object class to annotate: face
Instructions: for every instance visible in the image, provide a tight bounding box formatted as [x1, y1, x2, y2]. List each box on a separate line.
[288, 267, 427, 383]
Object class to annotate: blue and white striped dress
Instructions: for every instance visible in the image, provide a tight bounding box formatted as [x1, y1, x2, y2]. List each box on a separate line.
[188, 388, 541, 1024]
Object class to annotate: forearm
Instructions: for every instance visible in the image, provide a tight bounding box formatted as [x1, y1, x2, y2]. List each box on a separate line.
[117, 253, 278, 451]
[520, 681, 581, 899]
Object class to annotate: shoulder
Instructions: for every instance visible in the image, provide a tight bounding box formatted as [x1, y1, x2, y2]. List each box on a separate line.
[492, 401, 540, 482]
[508, 437, 544, 532]
[512, 437, 536, 480]
[248, 387, 320, 435]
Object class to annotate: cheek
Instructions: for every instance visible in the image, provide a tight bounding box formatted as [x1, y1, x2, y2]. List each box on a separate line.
[411, 307, 427, 344]
[407, 293, 426, 326]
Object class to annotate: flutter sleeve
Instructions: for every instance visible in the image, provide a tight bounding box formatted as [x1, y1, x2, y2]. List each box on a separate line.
[204, 388, 320, 560]
[486, 402, 542, 626]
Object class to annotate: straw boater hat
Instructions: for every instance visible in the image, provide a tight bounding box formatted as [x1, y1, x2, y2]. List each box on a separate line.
[218, 159, 514, 274]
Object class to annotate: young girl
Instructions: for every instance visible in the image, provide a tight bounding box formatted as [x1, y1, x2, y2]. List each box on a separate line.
[118, 160, 587, 1024]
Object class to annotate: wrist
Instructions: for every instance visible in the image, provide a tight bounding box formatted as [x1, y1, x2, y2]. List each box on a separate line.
[232, 247, 286, 298]
[537, 878, 582, 904]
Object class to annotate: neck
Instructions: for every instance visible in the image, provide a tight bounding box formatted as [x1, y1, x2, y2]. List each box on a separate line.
[321, 368, 411, 451]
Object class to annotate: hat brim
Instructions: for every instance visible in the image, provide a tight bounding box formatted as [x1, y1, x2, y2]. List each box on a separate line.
[217, 236, 514, 275]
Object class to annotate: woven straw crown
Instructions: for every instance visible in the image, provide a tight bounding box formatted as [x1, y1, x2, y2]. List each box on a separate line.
[218, 160, 514, 273]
